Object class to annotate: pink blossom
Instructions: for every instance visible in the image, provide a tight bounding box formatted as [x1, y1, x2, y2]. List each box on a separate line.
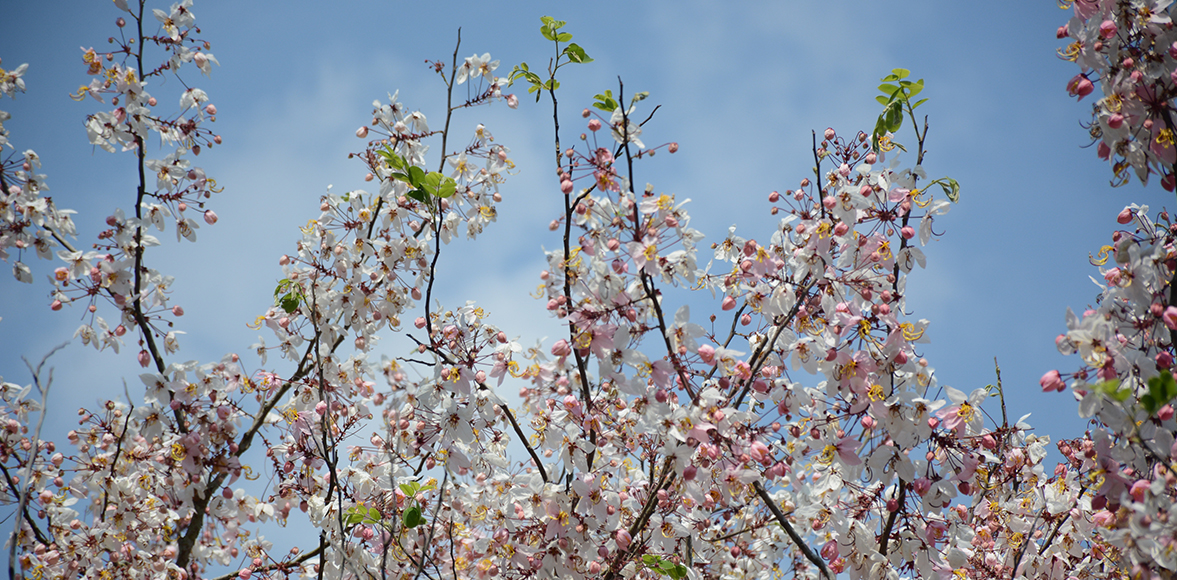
[1066, 74, 1094, 100]
[1040, 369, 1065, 392]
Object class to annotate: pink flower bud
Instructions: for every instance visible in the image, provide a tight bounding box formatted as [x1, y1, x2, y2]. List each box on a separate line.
[50, 300, 62, 311]
[1040, 369, 1065, 392]
[588, 119, 601, 132]
[1129, 478, 1149, 501]
[668, 142, 679, 153]
[698, 344, 716, 365]
[822, 196, 837, 210]
[205, 104, 217, 115]
[615, 530, 631, 549]
[1157, 351, 1173, 369]
[824, 128, 836, 141]
[900, 226, 915, 239]
[1164, 306, 1177, 330]
[1099, 20, 1116, 39]
[721, 296, 737, 311]
[506, 94, 518, 109]
[1107, 113, 1124, 129]
[1056, 25, 1068, 39]
[768, 190, 780, 202]
[1117, 207, 1133, 224]
[834, 222, 849, 236]
[560, 180, 574, 194]
[172, 306, 184, 316]
[238, 570, 252, 580]
[551, 339, 572, 357]
[138, 350, 151, 368]
[356, 126, 369, 138]
[414, 317, 427, 329]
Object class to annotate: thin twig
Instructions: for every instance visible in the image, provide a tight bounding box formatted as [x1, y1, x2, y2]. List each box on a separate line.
[9, 343, 66, 580]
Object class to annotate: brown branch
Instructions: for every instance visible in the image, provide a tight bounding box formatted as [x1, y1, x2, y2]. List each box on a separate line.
[877, 480, 906, 557]
[752, 481, 832, 580]
[206, 545, 324, 580]
[500, 402, 549, 484]
[602, 457, 676, 580]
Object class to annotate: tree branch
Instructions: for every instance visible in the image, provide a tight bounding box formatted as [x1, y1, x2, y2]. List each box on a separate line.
[752, 481, 832, 580]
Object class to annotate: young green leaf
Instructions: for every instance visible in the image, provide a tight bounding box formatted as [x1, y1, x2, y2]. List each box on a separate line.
[403, 505, 424, 528]
[564, 43, 593, 64]
[939, 178, 961, 203]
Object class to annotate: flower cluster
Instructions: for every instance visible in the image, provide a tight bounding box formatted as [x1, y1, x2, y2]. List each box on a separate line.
[1058, 0, 1177, 187]
[3, 3, 1161, 580]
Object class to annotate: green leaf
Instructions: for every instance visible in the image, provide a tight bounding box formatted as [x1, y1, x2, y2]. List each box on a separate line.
[891, 68, 911, 79]
[643, 555, 660, 567]
[878, 83, 899, 96]
[407, 166, 426, 187]
[279, 294, 299, 314]
[669, 564, 687, 580]
[403, 506, 424, 528]
[406, 189, 429, 203]
[875, 95, 890, 106]
[592, 90, 619, 112]
[1144, 371, 1177, 415]
[556, 32, 573, 42]
[939, 178, 960, 203]
[344, 506, 382, 526]
[631, 91, 649, 104]
[540, 16, 566, 29]
[379, 148, 404, 169]
[912, 97, 929, 109]
[564, 43, 593, 64]
[540, 25, 555, 41]
[437, 176, 456, 198]
[1094, 379, 1133, 403]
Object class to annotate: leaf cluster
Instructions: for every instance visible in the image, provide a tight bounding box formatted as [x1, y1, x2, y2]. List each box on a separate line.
[591, 89, 648, 113]
[1093, 370, 1177, 416]
[871, 68, 927, 152]
[379, 147, 456, 203]
[641, 555, 688, 579]
[273, 278, 305, 314]
[509, 17, 592, 102]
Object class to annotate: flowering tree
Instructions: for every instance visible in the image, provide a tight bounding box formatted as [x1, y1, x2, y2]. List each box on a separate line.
[1042, 0, 1177, 578]
[1, 1, 1173, 579]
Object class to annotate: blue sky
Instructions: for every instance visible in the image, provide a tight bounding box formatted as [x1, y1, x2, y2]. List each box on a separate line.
[0, 0, 1160, 554]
